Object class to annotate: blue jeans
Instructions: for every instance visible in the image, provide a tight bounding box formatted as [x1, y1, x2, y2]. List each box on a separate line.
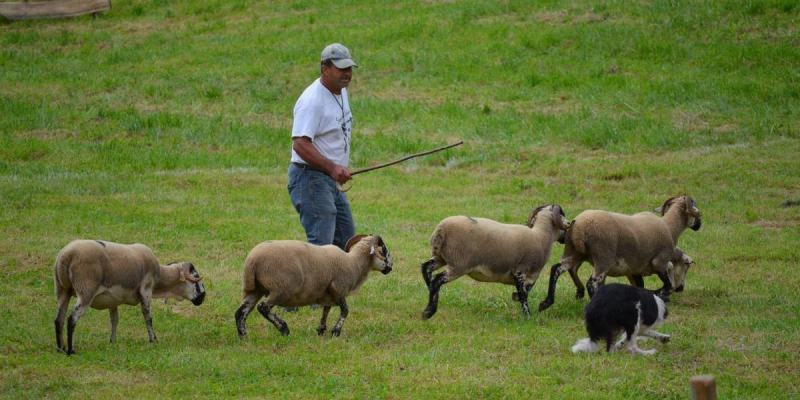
[287, 163, 355, 250]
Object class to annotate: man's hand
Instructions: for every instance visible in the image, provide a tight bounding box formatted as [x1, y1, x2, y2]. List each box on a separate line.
[329, 165, 352, 184]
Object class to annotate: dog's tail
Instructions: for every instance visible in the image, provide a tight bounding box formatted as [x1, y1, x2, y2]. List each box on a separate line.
[571, 338, 599, 353]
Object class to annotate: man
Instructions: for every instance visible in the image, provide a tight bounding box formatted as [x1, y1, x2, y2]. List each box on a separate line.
[287, 43, 357, 250]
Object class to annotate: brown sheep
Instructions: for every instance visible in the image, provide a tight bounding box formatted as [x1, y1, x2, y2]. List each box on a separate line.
[539, 196, 701, 312]
[235, 234, 391, 338]
[420, 204, 570, 319]
[54, 240, 205, 355]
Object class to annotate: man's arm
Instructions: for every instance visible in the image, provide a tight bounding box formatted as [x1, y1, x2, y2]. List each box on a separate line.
[292, 137, 352, 184]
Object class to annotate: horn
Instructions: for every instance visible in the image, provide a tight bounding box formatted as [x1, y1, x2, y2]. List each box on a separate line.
[345, 234, 368, 252]
[658, 196, 679, 216]
[527, 205, 547, 227]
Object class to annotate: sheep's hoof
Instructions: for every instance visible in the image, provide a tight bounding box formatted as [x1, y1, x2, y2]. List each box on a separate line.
[316, 327, 326, 336]
[66, 349, 75, 356]
[331, 329, 341, 337]
[659, 335, 671, 344]
[520, 302, 531, 316]
[575, 289, 585, 299]
[421, 308, 436, 320]
[538, 301, 552, 312]
[279, 326, 290, 336]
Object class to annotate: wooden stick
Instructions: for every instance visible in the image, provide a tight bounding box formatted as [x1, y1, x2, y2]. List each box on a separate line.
[351, 140, 463, 176]
[690, 375, 717, 400]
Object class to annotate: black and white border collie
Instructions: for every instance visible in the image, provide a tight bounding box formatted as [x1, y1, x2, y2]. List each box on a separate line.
[572, 283, 670, 355]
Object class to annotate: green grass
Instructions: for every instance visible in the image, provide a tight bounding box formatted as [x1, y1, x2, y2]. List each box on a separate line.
[1, 0, 799, 398]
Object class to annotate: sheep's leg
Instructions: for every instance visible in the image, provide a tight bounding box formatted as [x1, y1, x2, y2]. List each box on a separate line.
[109, 307, 119, 343]
[257, 302, 290, 336]
[331, 299, 349, 337]
[235, 292, 262, 339]
[422, 272, 448, 320]
[586, 271, 608, 298]
[567, 267, 585, 299]
[513, 272, 531, 317]
[655, 269, 672, 301]
[511, 283, 533, 302]
[66, 297, 90, 356]
[420, 258, 440, 290]
[538, 263, 565, 311]
[139, 295, 157, 343]
[54, 290, 70, 353]
[317, 306, 332, 336]
[628, 275, 645, 288]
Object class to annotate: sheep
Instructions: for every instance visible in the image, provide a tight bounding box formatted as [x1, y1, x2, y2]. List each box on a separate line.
[234, 234, 392, 338]
[53, 240, 206, 355]
[623, 247, 694, 293]
[420, 204, 570, 319]
[564, 246, 695, 299]
[538, 195, 701, 312]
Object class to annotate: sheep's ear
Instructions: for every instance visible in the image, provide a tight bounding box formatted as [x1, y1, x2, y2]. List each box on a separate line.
[684, 196, 696, 212]
[370, 246, 376, 256]
[179, 270, 187, 282]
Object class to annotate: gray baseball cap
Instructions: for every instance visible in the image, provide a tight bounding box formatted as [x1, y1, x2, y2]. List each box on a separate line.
[321, 43, 358, 69]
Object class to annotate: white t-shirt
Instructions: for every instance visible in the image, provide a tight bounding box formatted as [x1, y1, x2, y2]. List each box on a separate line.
[291, 78, 352, 167]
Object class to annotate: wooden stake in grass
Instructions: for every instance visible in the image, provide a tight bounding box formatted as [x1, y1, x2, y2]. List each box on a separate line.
[690, 375, 717, 400]
[0, 0, 110, 20]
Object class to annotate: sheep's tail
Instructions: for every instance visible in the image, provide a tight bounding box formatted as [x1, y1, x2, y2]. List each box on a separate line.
[429, 225, 446, 259]
[565, 221, 587, 255]
[53, 252, 72, 297]
[242, 261, 257, 294]
[571, 338, 599, 353]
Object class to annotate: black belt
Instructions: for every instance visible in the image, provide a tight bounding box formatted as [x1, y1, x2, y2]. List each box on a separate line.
[292, 162, 326, 174]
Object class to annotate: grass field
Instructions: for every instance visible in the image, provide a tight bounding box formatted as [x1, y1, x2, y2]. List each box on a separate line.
[1, 0, 799, 398]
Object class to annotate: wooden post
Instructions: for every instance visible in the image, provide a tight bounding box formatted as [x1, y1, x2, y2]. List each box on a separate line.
[690, 375, 717, 400]
[0, 0, 111, 21]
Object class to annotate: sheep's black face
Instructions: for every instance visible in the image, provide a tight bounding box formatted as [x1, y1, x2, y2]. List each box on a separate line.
[557, 230, 566, 244]
[191, 290, 206, 305]
[372, 237, 393, 275]
[687, 198, 702, 231]
[186, 263, 206, 306]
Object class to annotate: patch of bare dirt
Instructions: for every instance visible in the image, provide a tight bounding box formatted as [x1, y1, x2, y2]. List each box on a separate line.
[751, 219, 799, 229]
